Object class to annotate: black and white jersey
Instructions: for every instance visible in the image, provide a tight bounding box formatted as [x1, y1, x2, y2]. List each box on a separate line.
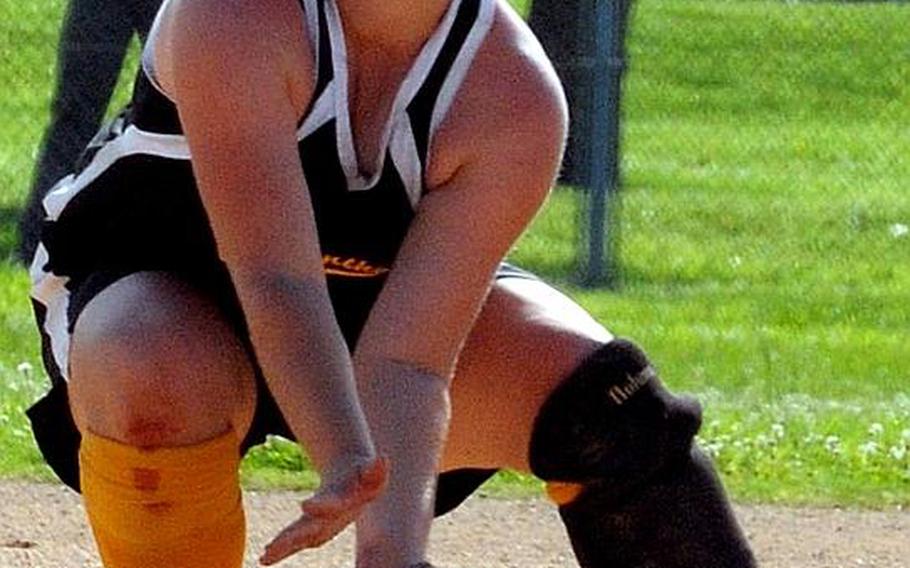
[30, 0, 496, 383]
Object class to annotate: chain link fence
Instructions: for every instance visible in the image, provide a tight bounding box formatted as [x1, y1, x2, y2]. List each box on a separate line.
[1, 0, 908, 277]
[612, 0, 909, 288]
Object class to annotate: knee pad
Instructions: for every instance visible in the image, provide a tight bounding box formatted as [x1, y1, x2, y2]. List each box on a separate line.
[529, 338, 702, 491]
[79, 429, 246, 568]
[558, 445, 756, 567]
[529, 339, 755, 567]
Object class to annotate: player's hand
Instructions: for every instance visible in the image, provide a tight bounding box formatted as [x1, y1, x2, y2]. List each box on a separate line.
[259, 456, 389, 565]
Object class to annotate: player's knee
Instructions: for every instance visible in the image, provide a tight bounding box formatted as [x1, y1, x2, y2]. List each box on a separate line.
[72, 300, 175, 378]
[70, 282, 253, 447]
[71, 330, 208, 446]
[528, 338, 702, 488]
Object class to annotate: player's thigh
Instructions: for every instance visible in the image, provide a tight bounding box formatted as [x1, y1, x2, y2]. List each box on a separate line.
[68, 271, 257, 447]
[441, 276, 613, 473]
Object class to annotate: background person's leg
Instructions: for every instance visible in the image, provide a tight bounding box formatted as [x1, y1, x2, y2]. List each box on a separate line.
[441, 276, 755, 567]
[128, 0, 163, 42]
[68, 272, 256, 567]
[18, 0, 134, 263]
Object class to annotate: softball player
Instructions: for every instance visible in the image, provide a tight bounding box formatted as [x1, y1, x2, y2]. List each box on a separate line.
[27, 0, 755, 566]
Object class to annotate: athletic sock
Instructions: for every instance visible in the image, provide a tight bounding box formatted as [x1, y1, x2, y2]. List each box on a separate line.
[545, 481, 585, 507]
[79, 429, 245, 568]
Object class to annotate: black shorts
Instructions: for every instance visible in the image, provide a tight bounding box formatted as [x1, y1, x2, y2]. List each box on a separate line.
[29, 191, 536, 514]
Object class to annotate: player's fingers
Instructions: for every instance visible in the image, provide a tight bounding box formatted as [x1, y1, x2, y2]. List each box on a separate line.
[259, 516, 325, 565]
[298, 493, 344, 517]
[260, 457, 389, 565]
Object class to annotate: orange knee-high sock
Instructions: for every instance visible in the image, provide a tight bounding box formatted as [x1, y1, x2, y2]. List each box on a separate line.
[545, 481, 586, 507]
[79, 430, 245, 568]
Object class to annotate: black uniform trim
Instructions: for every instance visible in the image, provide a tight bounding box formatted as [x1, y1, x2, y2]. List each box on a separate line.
[312, 0, 334, 102]
[294, 0, 334, 128]
[32, 301, 65, 388]
[129, 72, 183, 135]
[407, 0, 482, 169]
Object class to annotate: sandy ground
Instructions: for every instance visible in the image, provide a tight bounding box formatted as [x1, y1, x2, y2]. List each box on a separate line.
[1, 481, 908, 567]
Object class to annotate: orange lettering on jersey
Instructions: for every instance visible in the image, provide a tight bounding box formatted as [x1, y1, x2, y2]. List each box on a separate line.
[322, 255, 390, 278]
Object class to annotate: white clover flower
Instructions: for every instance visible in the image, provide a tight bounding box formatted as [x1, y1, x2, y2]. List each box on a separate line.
[902, 429, 910, 442]
[755, 434, 773, 448]
[890, 223, 908, 238]
[868, 423, 884, 437]
[771, 423, 785, 438]
[824, 436, 841, 455]
[16, 362, 33, 375]
[859, 441, 879, 456]
[702, 440, 724, 458]
[889, 446, 907, 461]
[803, 433, 822, 444]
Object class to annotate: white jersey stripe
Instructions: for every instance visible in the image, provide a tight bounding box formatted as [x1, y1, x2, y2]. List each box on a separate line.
[429, 0, 496, 152]
[42, 126, 191, 222]
[389, 118, 424, 208]
[140, 0, 175, 101]
[298, 86, 336, 139]
[302, 0, 321, 80]
[30, 245, 73, 382]
[326, 0, 471, 193]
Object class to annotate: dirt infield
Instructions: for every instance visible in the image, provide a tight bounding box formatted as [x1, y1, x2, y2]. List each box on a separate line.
[1, 481, 908, 567]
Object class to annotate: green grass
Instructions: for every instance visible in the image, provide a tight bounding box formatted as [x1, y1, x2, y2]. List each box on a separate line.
[1, 0, 909, 507]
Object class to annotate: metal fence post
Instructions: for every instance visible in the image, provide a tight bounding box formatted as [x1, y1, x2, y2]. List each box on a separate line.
[577, 0, 632, 287]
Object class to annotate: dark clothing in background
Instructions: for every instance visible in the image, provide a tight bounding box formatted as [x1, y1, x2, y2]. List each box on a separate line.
[18, 0, 162, 263]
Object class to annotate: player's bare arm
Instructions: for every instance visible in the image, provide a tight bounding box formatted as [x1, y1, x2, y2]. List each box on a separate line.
[159, 0, 385, 558]
[350, 7, 568, 565]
